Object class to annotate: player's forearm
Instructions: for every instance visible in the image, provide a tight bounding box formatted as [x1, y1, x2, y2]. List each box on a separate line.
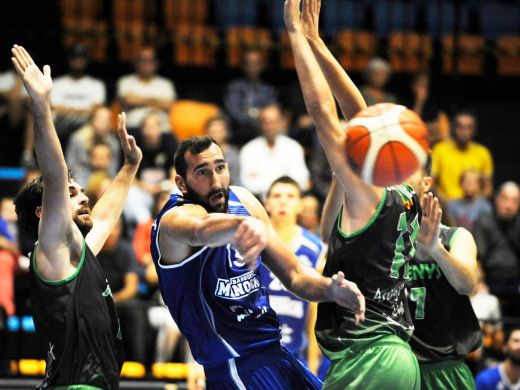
[428, 244, 477, 295]
[191, 214, 248, 247]
[307, 37, 366, 120]
[32, 98, 68, 181]
[91, 161, 139, 224]
[321, 175, 343, 242]
[288, 264, 334, 302]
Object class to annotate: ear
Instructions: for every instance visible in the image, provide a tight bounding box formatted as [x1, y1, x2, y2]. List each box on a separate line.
[175, 174, 188, 196]
[423, 176, 433, 193]
[35, 206, 42, 219]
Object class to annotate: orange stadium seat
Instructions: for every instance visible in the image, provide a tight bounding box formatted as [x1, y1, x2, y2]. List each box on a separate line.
[334, 30, 378, 72]
[170, 100, 220, 141]
[226, 26, 272, 68]
[173, 24, 219, 67]
[388, 32, 433, 73]
[120, 361, 146, 378]
[496, 35, 520, 76]
[163, 0, 208, 31]
[152, 362, 190, 379]
[442, 34, 487, 76]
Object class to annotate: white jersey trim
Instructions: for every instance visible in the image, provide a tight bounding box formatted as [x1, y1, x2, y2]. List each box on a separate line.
[228, 358, 247, 390]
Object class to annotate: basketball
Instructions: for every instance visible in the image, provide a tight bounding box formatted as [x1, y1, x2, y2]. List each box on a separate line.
[345, 103, 429, 187]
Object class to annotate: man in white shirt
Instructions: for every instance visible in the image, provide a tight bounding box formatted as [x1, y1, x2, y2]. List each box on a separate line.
[116, 46, 176, 132]
[51, 44, 106, 148]
[239, 104, 310, 199]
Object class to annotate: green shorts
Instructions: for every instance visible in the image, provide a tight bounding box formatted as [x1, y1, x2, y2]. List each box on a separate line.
[322, 335, 420, 390]
[419, 359, 476, 390]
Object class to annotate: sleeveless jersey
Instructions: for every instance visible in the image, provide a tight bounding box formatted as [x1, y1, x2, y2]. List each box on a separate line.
[259, 227, 324, 359]
[408, 225, 482, 362]
[316, 185, 420, 361]
[151, 189, 281, 368]
[30, 238, 124, 389]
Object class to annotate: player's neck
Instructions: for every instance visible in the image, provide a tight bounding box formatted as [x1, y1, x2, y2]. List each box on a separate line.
[272, 222, 300, 245]
[504, 360, 520, 384]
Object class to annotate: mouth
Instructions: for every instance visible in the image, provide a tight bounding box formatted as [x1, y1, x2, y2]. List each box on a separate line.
[209, 191, 224, 204]
[78, 208, 91, 216]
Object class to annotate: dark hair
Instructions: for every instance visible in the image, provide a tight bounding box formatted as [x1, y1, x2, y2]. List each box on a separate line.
[453, 109, 478, 129]
[504, 326, 520, 344]
[14, 171, 75, 239]
[174, 136, 219, 179]
[266, 176, 301, 198]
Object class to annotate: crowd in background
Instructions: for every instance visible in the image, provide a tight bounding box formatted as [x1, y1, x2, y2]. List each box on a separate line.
[0, 40, 519, 382]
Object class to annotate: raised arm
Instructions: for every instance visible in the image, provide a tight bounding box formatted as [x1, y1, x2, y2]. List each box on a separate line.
[418, 193, 478, 295]
[320, 174, 344, 243]
[12, 44, 81, 280]
[284, 0, 382, 230]
[301, 0, 366, 120]
[85, 112, 142, 254]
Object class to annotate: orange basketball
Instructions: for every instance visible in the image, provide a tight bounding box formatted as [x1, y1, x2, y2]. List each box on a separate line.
[345, 103, 429, 187]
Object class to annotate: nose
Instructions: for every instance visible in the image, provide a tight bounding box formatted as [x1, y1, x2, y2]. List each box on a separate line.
[79, 192, 89, 205]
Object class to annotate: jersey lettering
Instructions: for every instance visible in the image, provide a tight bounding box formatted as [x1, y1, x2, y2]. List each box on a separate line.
[410, 287, 426, 320]
[390, 212, 419, 278]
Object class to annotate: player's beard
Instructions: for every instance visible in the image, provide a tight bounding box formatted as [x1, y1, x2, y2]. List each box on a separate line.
[506, 350, 520, 366]
[73, 215, 93, 237]
[185, 183, 229, 214]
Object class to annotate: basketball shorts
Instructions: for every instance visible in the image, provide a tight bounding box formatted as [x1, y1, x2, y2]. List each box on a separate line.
[203, 343, 322, 390]
[322, 335, 420, 390]
[419, 359, 476, 390]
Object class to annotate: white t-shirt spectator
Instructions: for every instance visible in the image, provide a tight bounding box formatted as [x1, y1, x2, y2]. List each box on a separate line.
[239, 135, 310, 199]
[51, 75, 106, 110]
[116, 74, 176, 131]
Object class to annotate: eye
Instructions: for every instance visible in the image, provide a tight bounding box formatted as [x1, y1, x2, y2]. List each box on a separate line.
[216, 164, 225, 172]
[196, 169, 206, 176]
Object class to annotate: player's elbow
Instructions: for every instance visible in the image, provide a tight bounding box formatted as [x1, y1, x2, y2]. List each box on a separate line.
[455, 276, 478, 296]
[307, 100, 334, 120]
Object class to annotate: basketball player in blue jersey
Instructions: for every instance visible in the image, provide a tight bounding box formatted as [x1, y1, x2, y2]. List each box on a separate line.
[11, 45, 142, 389]
[286, 0, 421, 388]
[405, 156, 481, 390]
[261, 176, 326, 372]
[150, 136, 365, 389]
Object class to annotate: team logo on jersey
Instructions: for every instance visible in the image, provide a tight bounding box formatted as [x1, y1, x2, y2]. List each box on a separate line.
[102, 282, 113, 298]
[215, 271, 261, 299]
[394, 185, 415, 209]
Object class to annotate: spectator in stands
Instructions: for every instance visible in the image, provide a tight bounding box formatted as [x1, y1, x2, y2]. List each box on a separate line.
[473, 181, 520, 317]
[298, 192, 321, 236]
[129, 112, 177, 197]
[117, 46, 176, 132]
[400, 72, 448, 145]
[476, 327, 520, 390]
[447, 169, 493, 232]
[51, 44, 106, 149]
[260, 176, 325, 373]
[239, 104, 310, 200]
[0, 65, 30, 166]
[204, 116, 241, 185]
[432, 110, 494, 203]
[66, 105, 121, 186]
[224, 49, 279, 145]
[360, 57, 397, 106]
[97, 218, 147, 364]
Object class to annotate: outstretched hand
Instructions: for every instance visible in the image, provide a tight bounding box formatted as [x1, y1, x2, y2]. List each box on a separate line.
[117, 112, 142, 167]
[417, 192, 442, 252]
[284, 0, 303, 32]
[11, 45, 52, 102]
[301, 0, 321, 40]
[330, 271, 365, 325]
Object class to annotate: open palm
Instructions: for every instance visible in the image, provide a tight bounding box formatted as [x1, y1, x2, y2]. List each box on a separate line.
[11, 45, 53, 99]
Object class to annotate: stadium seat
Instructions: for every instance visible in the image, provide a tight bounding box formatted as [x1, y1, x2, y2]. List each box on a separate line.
[442, 34, 487, 75]
[120, 361, 146, 378]
[225, 26, 272, 68]
[388, 32, 433, 73]
[152, 362, 189, 379]
[496, 35, 520, 76]
[173, 24, 219, 67]
[169, 100, 220, 141]
[334, 30, 378, 72]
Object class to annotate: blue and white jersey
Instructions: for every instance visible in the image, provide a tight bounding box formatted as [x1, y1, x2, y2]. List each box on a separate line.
[151, 189, 281, 368]
[259, 227, 324, 360]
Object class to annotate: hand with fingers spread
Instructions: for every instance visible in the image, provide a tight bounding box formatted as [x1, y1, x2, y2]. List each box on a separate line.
[11, 44, 52, 103]
[417, 192, 443, 252]
[117, 112, 142, 167]
[301, 0, 321, 41]
[231, 217, 268, 269]
[329, 271, 365, 325]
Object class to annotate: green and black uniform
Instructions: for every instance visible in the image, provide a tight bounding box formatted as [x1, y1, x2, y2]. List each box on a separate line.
[408, 225, 482, 390]
[30, 238, 124, 390]
[317, 185, 421, 390]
